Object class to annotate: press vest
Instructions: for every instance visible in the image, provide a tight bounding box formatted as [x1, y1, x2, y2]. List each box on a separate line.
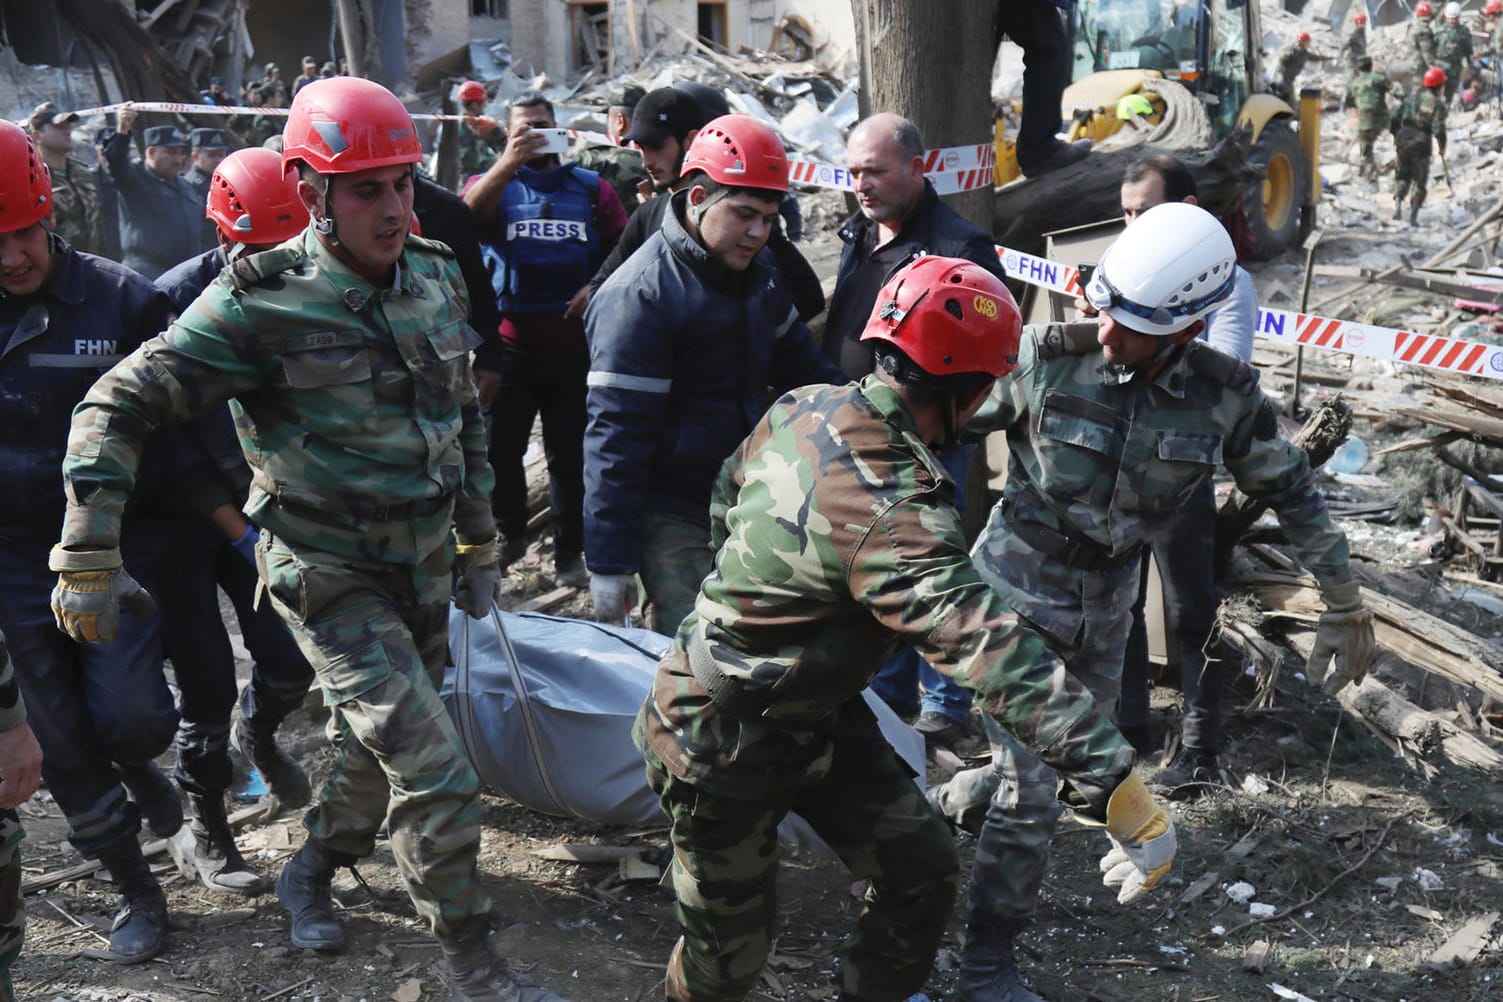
[485, 163, 600, 314]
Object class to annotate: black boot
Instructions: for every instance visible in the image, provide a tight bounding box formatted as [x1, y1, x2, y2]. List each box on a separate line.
[275, 839, 352, 951]
[954, 919, 1047, 1002]
[440, 917, 570, 1001]
[231, 714, 311, 809]
[1410, 202, 1421, 226]
[169, 793, 265, 896]
[97, 838, 168, 964]
[116, 760, 183, 838]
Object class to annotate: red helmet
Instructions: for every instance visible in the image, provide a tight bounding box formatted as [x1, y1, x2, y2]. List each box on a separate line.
[1297, 31, 1311, 44]
[207, 147, 310, 245]
[680, 114, 789, 194]
[861, 256, 1022, 380]
[0, 120, 52, 233]
[1424, 65, 1448, 88]
[1488, 0, 1502, 14]
[282, 77, 423, 176]
[1415, 1, 1434, 16]
[1354, 11, 1368, 24]
[456, 80, 486, 105]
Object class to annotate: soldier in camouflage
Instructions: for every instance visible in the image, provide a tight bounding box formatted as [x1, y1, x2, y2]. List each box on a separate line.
[49, 78, 566, 1002]
[0, 630, 44, 1001]
[1413, 2, 1440, 77]
[637, 256, 1179, 1002]
[1341, 11, 1368, 75]
[455, 80, 503, 187]
[1274, 32, 1315, 102]
[1436, 2, 1474, 102]
[575, 83, 648, 217]
[1392, 67, 1448, 225]
[26, 103, 100, 256]
[1345, 56, 1392, 182]
[930, 204, 1374, 1002]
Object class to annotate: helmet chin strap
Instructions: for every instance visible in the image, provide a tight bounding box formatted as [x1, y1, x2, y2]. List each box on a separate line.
[1104, 335, 1186, 385]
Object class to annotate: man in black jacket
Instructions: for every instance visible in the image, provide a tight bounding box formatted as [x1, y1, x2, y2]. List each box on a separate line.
[828, 111, 1008, 746]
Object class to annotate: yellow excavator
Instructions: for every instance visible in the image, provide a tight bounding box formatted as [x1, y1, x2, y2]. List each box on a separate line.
[995, 0, 1322, 260]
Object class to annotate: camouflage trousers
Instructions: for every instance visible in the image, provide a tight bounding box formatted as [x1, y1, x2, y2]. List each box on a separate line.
[1355, 128, 1382, 180]
[933, 528, 1140, 924]
[259, 531, 488, 936]
[643, 712, 958, 1001]
[639, 512, 714, 640]
[1393, 131, 1433, 207]
[0, 810, 22, 1002]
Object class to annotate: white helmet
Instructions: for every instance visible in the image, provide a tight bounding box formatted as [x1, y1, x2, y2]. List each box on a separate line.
[1085, 202, 1237, 336]
[1444, 1, 1462, 16]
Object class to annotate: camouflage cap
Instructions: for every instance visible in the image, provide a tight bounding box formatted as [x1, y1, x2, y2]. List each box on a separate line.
[609, 84, 646, 112]
[264, 62, 279, 74]
[27, 101, 80, 131]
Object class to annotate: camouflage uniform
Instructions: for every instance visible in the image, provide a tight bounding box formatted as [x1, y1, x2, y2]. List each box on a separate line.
[636, 375, 1136, 1002]
[0, 631, 27, 999]
[49, 156, 101, 256]
[58, 228, 499, 938]
[1393, 87, 1447, 212]
[575, 145, 647, 217]
[1436, 21, 1474, 101]
[1345, 70, 1392, 180]
[457, 122, 500, 187]
[1341, 28, 1368, 75]
[1414, 18, 1439, 76]
[1275, 45, 1311, 100]
[931, 325, 1354, 933]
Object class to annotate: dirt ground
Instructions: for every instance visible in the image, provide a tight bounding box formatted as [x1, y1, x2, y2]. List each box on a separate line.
[19, 103, 1503, 1002]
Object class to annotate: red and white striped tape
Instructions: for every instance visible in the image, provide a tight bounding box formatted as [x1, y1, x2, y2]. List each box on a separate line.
[997, 243, 1503, 382]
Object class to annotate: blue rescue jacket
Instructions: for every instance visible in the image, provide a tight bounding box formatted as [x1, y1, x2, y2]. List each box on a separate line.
[582, 191, 846, 575]
[485, 162, 602, 314]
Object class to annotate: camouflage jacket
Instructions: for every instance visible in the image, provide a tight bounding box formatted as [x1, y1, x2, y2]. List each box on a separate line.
[575, 145, 646, 217]
[970, 325, 1352, 591]
[50, 157, 100, 256]
[1413, 21, 1438, 69]
[1277, 45, 1310, 84]
[458, 122, 500, 186]
[1395, 88, 1447, 144]
[635, 375, 1133, 808]
[59, 228, 496, 565]
[1346, 71, 1392, 131]
[1436, 21, 1474, 70]
[0, 630, 25, 734]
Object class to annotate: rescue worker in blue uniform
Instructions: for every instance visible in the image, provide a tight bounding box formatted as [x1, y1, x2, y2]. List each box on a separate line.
[463, 90, 628, 585]
[100, 109, 213, 279]
[0, 120, 180, 963]
[153, 147, 318, 894]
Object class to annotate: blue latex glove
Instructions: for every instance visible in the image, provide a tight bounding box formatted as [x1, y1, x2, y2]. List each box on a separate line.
[231, 524, 260, 567]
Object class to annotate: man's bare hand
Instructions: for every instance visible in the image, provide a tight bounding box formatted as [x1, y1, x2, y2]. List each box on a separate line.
[0, 723, 43, 809]
[117, 104, 138, 134]
[474, 368, 501, 408]
[564, 286, 591, 322]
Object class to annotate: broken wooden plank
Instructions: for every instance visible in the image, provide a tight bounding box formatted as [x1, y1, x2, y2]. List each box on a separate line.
[1425, 911, 1500, 966]
[529, 844, 645, 864]
[1312, 265, 1503, 305]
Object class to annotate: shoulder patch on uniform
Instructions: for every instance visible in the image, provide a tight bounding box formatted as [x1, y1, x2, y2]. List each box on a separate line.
[1028, 321, 1099, 360]
[1187, 341, 1259, 395]
[406, 234, 457, 258]
[226, 245, 305, 291]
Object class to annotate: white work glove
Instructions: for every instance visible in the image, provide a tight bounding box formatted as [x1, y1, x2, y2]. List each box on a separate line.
[1305, 580, 1375, 695]
[1097, 770, 1177, 905]
[589, 572, 637, 626]
[49, 545, 158, 643]
[453, 540, 503, 620]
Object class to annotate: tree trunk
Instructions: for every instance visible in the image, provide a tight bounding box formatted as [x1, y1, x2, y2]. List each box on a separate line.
[851, 0, 996, 231]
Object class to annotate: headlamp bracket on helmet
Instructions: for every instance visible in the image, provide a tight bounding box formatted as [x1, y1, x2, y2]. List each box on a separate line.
[1086, 267, 1236, 333]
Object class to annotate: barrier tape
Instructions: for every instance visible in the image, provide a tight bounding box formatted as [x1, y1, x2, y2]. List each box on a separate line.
[56, 101, 998, 193]
[996, 244, 1503, 382]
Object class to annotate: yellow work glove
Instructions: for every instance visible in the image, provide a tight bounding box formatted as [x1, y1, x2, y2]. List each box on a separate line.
[48, 546, 158, 644]
[1305, 580, 1375, 695]
[1098, 770, 1177, 904]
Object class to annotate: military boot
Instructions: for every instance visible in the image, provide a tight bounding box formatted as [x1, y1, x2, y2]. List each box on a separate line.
[1410, 202, 1422, 226]
[953, 920, 1048, 1002]
[97, 837, 169, 963]
[275, 839, 353, 951]
[116, 760, 183, 838]
[1393, 200, 1404, 220]
[231, 713, 311, 808]
[439, 917, 570, 1002]
[168, 792, 265, 896]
